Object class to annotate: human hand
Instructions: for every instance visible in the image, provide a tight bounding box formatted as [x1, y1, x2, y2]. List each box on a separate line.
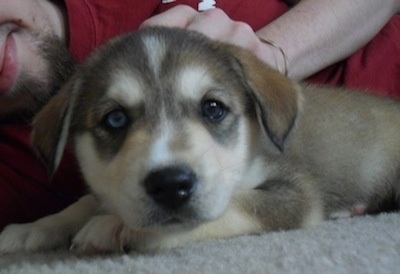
[140, 5, 285, 73]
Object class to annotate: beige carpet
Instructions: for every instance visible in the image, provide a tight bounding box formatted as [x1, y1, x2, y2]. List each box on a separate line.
[1, 212, 399, 274]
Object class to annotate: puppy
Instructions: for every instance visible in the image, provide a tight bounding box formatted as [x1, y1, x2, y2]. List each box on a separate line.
[0, 27, 398, 253]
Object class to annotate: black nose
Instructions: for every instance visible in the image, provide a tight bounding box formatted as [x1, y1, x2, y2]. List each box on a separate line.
[144, 166, 197, 209]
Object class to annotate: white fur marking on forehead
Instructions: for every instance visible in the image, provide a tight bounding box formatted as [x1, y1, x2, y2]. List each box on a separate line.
[142, 35, 167, 76]
[108, 71, 144, 106]
[176, 66, 214, 100]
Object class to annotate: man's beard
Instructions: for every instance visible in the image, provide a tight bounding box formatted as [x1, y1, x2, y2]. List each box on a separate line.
[0, 34, 74, 121]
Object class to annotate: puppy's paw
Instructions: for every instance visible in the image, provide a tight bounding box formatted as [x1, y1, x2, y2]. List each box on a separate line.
[0, 222, 70, 253]
[71, 215, 131, 254]
[329, 203, 367, 220]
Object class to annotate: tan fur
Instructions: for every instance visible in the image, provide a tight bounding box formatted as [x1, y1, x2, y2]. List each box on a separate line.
[0, 27, 398, 254]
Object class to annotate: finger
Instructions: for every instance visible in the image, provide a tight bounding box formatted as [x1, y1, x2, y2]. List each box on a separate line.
[185, 8, 231, 39]
[140, 5, 199, 29]
[186, 9, 259, 50]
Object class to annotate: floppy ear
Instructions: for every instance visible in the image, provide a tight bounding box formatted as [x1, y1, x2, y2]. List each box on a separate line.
[31, 78, 78, 175]
[232, 47, 302, 151]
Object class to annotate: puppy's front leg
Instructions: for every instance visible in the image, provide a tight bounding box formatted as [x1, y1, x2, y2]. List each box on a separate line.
[69, 203, 264, 254]
[71, 214, 131, 253]
[70, 179, 323, 253]
[0, 194, 97, 253]
[135, 181, 324, 251]
[133, 196, 267, 252]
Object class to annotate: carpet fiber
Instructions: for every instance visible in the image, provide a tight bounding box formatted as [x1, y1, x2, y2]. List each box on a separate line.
[1, 212, 399, 274]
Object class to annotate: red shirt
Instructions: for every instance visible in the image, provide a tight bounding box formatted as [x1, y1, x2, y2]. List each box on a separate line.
[66, 0, 288, 63]
[0, 122, 87, 229]
[66, 0, 400, 96]
[1, 0, 399, 229]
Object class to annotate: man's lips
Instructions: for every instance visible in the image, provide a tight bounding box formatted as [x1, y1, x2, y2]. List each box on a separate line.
[0, 33, 18, 96]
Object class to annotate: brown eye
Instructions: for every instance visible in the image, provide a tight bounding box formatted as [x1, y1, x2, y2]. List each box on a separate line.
[202, 100, 227, 122]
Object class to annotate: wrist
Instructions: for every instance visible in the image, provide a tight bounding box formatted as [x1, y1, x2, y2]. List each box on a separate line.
[256, 36, 288, 76]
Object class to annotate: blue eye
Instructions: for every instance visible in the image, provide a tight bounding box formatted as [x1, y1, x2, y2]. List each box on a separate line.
[104, 109, 128, 129]
[202, 100, 227, 122]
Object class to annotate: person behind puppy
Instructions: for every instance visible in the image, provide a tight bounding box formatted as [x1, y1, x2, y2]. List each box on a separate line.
[0, 0, 399, 230]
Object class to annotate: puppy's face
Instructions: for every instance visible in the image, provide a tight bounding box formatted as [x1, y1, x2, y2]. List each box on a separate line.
[33, 28, 300, 232]
[74, 40, 258, 230]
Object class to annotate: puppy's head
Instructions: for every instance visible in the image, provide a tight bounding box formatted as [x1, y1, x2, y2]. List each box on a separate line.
[33, 27, 301, 231]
